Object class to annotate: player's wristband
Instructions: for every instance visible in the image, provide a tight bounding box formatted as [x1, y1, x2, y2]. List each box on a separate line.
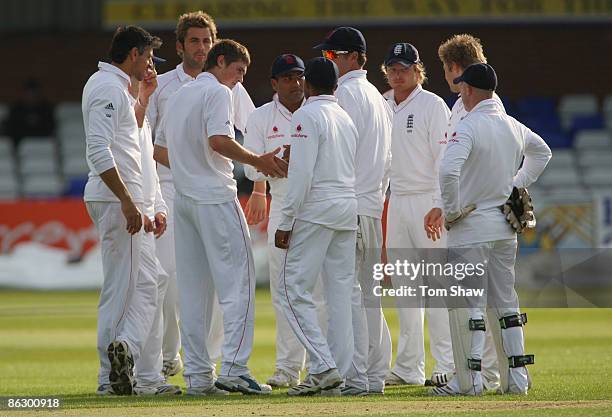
[252, 191, 267, 198]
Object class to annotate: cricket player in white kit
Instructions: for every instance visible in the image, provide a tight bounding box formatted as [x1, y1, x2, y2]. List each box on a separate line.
[148, 12, 255, 376]
[314, 26, 392, 395]
[432, 63, 551, 396]
[122, 66, 182, 396]
[163, 40, 287, 395]
[275, 57, 358, 396]
[429, 34, 514, 391]
[243, 54, 312, 388]
[382, 42, 454, 386]
[83, 26, 162, 396]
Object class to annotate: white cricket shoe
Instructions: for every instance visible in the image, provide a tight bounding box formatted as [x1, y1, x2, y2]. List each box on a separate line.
[162, 357, 184, 379]
[425, 371, 454, 387]
[215, 375, 272, 395]
[384, 372, 422, 386]
[429, 372, 483, 396]
[186, 384, 229, 396]
[107, 340, 135, 395]
[135, 383, 182, 396]
[287, 368, 343, 396]
[266, 369, 299, 388]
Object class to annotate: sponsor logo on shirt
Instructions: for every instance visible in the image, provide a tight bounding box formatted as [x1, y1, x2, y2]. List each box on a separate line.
[449, 131, 459, 143]
[291, 124, 307, 138]
[267, 126, 285, 140]
[104, 102, 114, 111]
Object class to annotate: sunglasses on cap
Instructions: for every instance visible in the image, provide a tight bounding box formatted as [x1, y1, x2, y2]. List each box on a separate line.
[322, 50, 350, 60]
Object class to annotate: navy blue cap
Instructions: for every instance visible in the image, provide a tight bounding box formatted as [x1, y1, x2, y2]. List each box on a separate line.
[152, 55, 166, 66]
[304, 57, 338, 90]
[313, 27, 366, 53]
[453, 63, 497, 91]
[270, 54, 305, 78]
[384, 42, 420, 67]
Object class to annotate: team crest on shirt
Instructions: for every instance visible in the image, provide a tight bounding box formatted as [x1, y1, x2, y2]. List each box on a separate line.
[406, 114, 414, 133]
[449, 131, 459, 143]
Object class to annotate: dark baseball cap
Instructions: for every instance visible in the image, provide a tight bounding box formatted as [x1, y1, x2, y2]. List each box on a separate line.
[453, 63, 498, 91]
[270, 54, 305, 78]
[304, 57, 339, 90]
[313, 27, 366, 53]
[152, 55, 166, 66]
[384, 42, 420, 67]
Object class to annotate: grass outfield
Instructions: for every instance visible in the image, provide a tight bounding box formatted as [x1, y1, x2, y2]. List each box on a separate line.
[0, 289, 611, 416]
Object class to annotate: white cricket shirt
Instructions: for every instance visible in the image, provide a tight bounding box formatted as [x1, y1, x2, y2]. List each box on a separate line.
[138, 113, 166, 218]
[388, 84, 450, 207]
[164, 72, 237, 204]
[148, 63, 255, 182]
[440, 98, 552, 246]
[82, 62, 142, 203]
[243, 94, 303, 214]
[336, 70, 392, 219]
[279, 95, 358, 231]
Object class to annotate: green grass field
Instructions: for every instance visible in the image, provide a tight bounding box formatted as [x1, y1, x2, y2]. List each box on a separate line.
[0, 289, 611, 416]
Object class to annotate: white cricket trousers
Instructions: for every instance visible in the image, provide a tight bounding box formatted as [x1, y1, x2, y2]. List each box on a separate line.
[135, 232, 170, 386]
[386, 193, 454, 383]
[449, 238, 529, 393]
[348, 215, 393, 392]
[86, 202, 157, 386]
[279, 219, 356, 376]
[156, 182, 224, 365]
[267, 209, 327, 378]
[174, 193, 255, 388]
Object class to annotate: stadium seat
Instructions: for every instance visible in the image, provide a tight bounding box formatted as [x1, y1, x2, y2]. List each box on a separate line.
[582, 167, 612, 187]
[18, 137, 56, 158]
[538, 130, 572, 148]
[577, 150, 612, 168]
[545, 149, 575, 171]
[62, 155, 89, 177]
[0, 174, 19, 199]
[21, 174, 64, 197]
[573, 130, 612, 149]
[570, 114, 604, 133]
[0, 135, 13, 155]
[537, 166, 581, 187]
[19, 155, 59, 176]
[522, 114, 562, 134]
[55, 102, 82, 122]
[0, 153, 16, 175]
[516, 96, 557, 118]
[559, 94, 599, 129]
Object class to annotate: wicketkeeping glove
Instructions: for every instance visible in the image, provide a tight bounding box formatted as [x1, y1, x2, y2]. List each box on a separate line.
[500, 187, 536, 234]
[444, 204, 477, 231]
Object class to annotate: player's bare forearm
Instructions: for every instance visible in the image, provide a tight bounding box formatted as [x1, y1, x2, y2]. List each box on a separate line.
[153, 145, 170, 168]
[99, 167, 142, 234]
[99, 167, 133, 203]
[209, 135, 287, 178]
[209, 135, 259, 165]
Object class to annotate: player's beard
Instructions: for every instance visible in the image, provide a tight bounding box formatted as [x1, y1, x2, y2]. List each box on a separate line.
[183, 53, 205, 73]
